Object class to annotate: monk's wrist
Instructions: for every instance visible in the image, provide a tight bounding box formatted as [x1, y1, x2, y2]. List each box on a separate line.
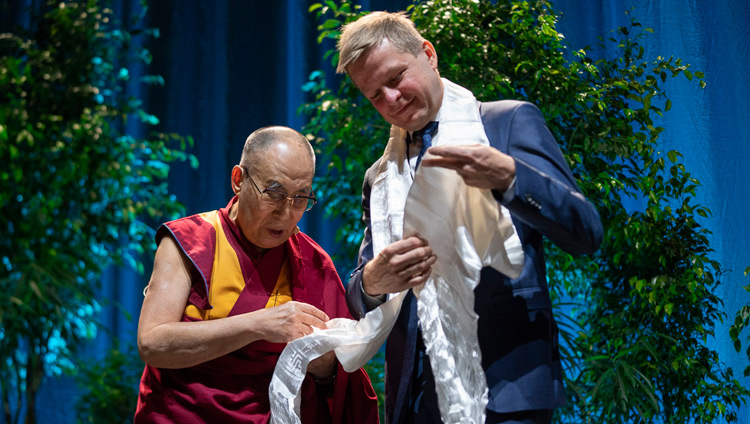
[311, 369, 336, 385]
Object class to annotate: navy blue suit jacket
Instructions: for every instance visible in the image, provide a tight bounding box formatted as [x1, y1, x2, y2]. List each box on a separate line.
[346, 100, 603, 423]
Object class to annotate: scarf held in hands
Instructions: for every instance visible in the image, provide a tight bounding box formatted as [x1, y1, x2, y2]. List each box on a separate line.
[269, 79, 524, 424]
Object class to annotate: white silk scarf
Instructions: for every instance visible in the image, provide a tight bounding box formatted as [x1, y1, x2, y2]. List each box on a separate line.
[269, 79, 524, 424]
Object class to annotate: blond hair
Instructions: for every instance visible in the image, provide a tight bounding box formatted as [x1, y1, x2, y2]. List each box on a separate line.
[336, 11, 424, 74]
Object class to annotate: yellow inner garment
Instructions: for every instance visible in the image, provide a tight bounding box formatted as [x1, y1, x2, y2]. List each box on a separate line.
[185, 211, 292, 320]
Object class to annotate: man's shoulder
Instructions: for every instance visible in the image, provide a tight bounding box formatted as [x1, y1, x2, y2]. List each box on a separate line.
[480, 99, 538, 116]
[363, 156, 383, 183]
[479, 100, 545, 134]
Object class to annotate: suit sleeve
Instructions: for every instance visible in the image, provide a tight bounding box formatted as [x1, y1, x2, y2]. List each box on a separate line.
[489, 101, 603, 256]
[345, 160, 380, 320]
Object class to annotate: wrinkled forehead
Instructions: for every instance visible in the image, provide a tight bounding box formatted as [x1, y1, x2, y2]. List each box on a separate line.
[254, 142, 314, 186]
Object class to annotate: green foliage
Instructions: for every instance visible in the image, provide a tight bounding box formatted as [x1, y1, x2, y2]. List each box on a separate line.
[301, 68, 387, 269]
[729, 267, 750, 377]
[73, 346, 143, 424]
[303, 2, 393, 272]
[302, 0, 748, 422]
[0, 1, 194, 422]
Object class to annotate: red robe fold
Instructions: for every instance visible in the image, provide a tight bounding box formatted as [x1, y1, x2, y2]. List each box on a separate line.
[134, 197, 379, 423]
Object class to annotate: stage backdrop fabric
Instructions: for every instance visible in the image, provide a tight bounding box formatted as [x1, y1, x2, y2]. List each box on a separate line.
[3, 0, 746, 422]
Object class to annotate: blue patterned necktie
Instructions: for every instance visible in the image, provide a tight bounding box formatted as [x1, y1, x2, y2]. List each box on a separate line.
[411, 121, 439, 171]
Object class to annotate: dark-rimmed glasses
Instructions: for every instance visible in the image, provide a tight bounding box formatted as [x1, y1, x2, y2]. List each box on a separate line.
[242, 167, 317, 212]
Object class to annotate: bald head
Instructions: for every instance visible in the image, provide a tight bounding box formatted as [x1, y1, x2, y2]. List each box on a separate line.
[231, 126, 316, 250]
[239, 126, 315, 175]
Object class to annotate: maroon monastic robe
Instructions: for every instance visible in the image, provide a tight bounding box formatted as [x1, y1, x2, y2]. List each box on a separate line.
[134, 197, 379, 423]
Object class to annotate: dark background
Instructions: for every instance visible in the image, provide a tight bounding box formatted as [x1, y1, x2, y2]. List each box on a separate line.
[2, 0, 749, 422]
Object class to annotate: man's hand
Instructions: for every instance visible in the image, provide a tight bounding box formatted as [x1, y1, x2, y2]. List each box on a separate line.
[362, 236, 436, 296]
[258, 301, 330, 343]
[421, 144, 516, 192]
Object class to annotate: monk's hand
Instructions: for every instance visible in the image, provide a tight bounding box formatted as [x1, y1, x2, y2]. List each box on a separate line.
[362, 236, 436, 296]
[259, 301, 329, 343]
[307, 351, 337, 380]
[421, 144, 516, 192]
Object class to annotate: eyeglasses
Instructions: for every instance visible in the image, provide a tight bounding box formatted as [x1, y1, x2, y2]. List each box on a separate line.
[243, 167, 317, 212]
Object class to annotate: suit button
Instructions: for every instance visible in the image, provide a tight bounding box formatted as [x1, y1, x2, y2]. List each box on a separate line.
[525, 193, 542, 210]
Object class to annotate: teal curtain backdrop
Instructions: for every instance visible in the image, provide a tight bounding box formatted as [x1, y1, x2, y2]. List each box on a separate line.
[2, 0, 747, 422]
[554, 2, 750, 422]
[555, 2, 750, 423]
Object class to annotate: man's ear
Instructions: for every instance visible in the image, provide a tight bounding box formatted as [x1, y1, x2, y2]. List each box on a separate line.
[422, 40, 438, 69]
[231, 165, 243, 194]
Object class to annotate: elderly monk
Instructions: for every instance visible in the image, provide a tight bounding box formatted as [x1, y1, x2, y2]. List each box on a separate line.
[134, 126, 378, 423]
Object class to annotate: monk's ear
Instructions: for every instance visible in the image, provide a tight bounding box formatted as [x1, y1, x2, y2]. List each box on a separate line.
[231, 165, 243, 194]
